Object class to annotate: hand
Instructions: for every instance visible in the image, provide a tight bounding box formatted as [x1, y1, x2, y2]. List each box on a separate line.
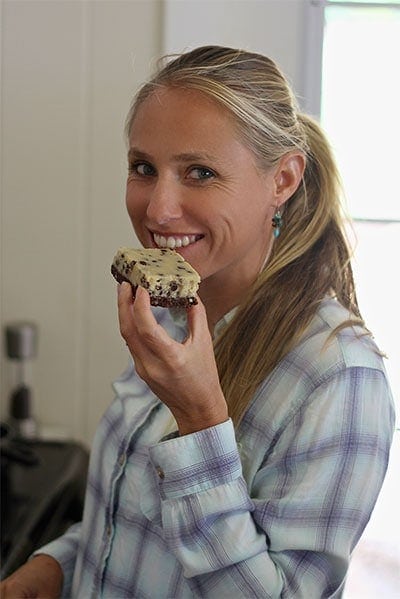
[0, 554, 63, 598]
[117, 283, 229, 435]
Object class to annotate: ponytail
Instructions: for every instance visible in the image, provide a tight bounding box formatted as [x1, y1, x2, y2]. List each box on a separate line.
[214, 115, 363, 426]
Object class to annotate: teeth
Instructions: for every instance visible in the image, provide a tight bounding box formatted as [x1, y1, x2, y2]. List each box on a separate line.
[154, 233, 198, 249]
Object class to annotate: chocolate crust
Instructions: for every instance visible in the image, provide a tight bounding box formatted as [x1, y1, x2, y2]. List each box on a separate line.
[111, 264, 198, 308]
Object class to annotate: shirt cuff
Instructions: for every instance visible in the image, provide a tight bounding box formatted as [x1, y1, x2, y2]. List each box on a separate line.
[31, 523, 80, 598]
[148, 418, 242, 499]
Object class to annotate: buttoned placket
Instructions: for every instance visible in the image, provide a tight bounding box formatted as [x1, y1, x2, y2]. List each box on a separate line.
[155, 465, 165, 479]
[95, 441, 130, 597]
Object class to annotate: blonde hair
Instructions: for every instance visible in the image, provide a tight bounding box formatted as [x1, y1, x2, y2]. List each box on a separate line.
[126, 46, 364, 425]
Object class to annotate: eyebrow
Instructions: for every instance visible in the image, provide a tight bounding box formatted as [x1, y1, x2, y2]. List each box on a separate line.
[127, 147, 219, 164]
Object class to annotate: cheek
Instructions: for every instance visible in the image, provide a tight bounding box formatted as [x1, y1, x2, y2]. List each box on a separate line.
[125, 184, 146, 224]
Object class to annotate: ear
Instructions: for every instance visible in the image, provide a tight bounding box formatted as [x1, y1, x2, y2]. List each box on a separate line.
[273, 151, 306, 207]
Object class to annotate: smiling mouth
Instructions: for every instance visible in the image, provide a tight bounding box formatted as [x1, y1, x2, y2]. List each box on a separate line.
[153, 233, 203, 250]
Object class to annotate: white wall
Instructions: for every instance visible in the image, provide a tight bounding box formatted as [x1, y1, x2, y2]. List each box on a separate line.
[1, 0, 308, 445]
[163, 0, 308, 102]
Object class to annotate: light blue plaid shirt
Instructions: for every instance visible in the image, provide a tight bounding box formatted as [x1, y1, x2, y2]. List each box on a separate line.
[39, 298, 395, 598]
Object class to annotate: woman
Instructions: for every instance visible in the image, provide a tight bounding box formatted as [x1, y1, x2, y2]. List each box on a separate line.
[1, 46, 394, 598]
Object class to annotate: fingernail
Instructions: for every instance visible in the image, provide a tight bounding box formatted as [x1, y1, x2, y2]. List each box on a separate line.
[118, 282, 130, 296]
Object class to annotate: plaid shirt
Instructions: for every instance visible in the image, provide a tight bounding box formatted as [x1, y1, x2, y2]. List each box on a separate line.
[39, 298, 395, 598]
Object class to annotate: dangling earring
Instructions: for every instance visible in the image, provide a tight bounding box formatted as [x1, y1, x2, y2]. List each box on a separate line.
[272, 208, 283, 238]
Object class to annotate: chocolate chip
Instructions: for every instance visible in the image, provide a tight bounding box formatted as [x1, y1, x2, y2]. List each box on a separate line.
[140, 276, 150, 289]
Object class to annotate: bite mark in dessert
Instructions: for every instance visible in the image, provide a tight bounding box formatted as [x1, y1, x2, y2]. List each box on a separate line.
[111, 247, 200, 307]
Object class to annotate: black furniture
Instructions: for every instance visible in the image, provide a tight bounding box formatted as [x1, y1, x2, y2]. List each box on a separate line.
[1, 424, 89, 579]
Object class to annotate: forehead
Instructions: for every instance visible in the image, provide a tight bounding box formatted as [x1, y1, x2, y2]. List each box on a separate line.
[129, 86, 239, 144]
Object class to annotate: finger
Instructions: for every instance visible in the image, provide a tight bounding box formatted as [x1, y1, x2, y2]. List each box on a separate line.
[185, 295, 211, 343]
[117, 281, 133, 304]
[132, 287, 173, 349]
[117, 282, 136, 343]
[117, 285, 157, 353]
[132, 284, 151, 312]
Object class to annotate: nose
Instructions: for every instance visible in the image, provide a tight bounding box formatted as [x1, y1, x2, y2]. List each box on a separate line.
[146, 178, 183, 226]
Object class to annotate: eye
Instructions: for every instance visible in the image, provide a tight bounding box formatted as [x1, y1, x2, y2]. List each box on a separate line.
[187, 166, 216, 181]
[129, 162, 156, 177]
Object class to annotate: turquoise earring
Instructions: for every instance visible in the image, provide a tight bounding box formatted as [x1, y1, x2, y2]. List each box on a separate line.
[272, 209, 283, 238]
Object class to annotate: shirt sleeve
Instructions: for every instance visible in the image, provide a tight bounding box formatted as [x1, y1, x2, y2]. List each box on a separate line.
[147, 366, 395, 598]
[32, 521, 81, 599]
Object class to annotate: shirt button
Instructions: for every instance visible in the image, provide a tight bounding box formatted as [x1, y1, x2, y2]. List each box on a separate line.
[118, 453, 126, 467]
[106, 525, 112, 538]
[156, 466, 165, 479]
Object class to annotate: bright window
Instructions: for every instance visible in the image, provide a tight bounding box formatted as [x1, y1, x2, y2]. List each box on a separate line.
[318, 0, 400, 417]
[310, 1, 400, 596]
[321, 1, 400, 220]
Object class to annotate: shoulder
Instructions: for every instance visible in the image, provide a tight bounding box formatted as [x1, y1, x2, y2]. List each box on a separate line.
[310, 297, 385, 371]
[237, 299, 395, 484]
[281, 297, 388, 390]
[241, 298, 394, 437]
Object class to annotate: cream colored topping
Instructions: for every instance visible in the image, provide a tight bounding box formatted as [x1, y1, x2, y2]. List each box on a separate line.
[113, 247, 200, 298]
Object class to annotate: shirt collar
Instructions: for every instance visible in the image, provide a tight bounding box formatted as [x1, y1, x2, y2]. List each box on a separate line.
[169, 305, 237, 340]
[213, 306, 237, 339]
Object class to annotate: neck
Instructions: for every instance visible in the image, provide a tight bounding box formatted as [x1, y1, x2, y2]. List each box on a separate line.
[199, 243, 273, 333]
[199, 272, 253, 334]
